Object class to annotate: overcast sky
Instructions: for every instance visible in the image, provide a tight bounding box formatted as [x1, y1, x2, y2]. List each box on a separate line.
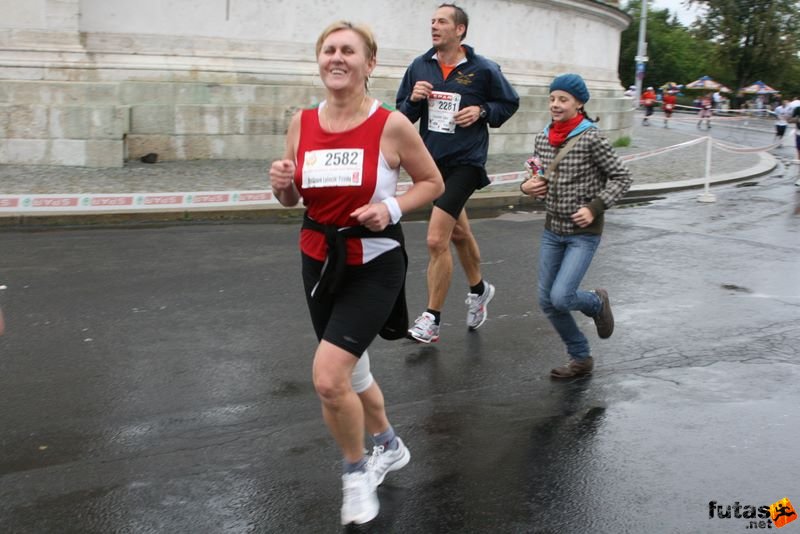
[648, 0, 703, 26]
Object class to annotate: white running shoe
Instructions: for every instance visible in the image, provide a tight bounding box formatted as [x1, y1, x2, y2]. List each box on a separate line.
[465, 282, 495, 330]
[367, 437, 411, 486]
[408, 312, 440, 343]
[340, 470, 379, 525]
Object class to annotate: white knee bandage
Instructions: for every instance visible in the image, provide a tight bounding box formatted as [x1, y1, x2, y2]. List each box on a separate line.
[351, 349, 374, 393]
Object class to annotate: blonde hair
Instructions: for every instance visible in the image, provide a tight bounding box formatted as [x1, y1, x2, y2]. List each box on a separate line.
[315, 21, 378, 63]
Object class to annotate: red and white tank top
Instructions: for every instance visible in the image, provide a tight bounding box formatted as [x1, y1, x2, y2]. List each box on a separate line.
[295, 100, 400, 265]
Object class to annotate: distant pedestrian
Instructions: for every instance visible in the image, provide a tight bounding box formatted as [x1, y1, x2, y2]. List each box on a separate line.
[662, 91, 677, 128]
[641, 86, 656, 125]
[771, 100, 791, 148]
[793, 102, 800, 170]
[520, 74, 632, 379]
[712, 90, 722, 110]
[698, 93, 712, 130]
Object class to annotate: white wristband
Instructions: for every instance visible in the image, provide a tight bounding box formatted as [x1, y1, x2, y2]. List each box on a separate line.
[381, 197, 402, 224]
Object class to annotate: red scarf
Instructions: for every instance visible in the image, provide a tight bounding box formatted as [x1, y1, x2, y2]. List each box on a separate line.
[548, 114, 584, 147]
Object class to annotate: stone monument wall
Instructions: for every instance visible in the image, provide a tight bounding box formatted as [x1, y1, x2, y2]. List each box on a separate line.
[0, 0, 632, 167]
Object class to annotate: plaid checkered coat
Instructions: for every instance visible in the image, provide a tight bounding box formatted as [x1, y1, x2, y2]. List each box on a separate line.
[532, 124, 632, 235]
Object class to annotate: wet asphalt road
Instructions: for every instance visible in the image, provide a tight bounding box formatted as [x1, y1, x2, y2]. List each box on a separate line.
[1, 174, 799, 533]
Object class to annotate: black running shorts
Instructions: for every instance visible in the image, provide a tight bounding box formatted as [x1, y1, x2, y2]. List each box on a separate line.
[302, 247, 404, 357]
[433, 164, 483, 219]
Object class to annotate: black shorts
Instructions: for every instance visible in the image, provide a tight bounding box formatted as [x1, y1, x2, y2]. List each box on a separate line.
[433, 164, 483, 219]
[645, 106, 654, 117]
[776, 125, 787, 137]
[302, 247, 404, 357]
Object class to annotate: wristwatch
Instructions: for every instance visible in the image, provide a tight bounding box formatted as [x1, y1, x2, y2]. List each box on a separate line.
[479, 105, 488, 119]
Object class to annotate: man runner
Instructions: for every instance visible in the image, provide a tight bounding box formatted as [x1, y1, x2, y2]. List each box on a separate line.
[397, 3, 519, 343]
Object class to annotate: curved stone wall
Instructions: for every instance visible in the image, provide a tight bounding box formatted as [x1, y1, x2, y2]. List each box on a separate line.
[0, 0, 632, 166]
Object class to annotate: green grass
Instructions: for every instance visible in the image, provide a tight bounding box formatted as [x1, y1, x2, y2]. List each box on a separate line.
[613, 136, 631, 148]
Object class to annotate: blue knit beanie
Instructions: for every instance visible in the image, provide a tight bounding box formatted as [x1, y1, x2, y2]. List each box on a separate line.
[549, 73, 590, 104]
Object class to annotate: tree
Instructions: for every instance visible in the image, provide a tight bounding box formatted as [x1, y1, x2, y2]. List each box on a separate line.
[784, 61, 800, 97]
[619, 1, 716, 89]
[688, 0, 800, 91]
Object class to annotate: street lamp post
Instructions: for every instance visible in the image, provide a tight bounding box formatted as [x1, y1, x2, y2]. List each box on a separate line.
[634, 0, 649, 105]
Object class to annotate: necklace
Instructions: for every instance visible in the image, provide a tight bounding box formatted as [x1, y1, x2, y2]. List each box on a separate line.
[323, 95, 369, 132]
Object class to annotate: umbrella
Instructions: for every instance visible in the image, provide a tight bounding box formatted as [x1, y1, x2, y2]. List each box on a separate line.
[740, 81, 778, 94]
[685, 75, 732, 93]
[660, 82, 683, 93]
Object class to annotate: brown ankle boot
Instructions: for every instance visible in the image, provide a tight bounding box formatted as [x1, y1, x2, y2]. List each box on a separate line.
[593, 289, 614, 339]
[550, 357, 594, 378]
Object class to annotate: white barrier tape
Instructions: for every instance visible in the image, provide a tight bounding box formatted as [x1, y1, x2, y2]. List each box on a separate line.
[0, 172, 531, 214]
[670, 117, 770, 128]
[674, 114, 766, 123]
[673, 104, 771, 116]
[619, 136, 707, 162]
[0, 191, 280, 214]
[705, 115, 766, 122]
[670, 116, 776, 135]
[712, 139, 781, 153]
[487, 170, 528, 186]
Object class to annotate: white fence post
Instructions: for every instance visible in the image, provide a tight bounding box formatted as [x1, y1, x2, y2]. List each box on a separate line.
[697, 135, 716, 203]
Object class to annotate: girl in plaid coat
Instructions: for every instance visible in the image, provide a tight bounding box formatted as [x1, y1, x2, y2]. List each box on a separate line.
[521, 73, 632, 378]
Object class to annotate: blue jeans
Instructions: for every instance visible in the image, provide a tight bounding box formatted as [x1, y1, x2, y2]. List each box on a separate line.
[537, 229, 602, 360]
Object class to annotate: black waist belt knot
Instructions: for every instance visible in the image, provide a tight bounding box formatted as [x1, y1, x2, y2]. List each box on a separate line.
[302, 211, 409, 340]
